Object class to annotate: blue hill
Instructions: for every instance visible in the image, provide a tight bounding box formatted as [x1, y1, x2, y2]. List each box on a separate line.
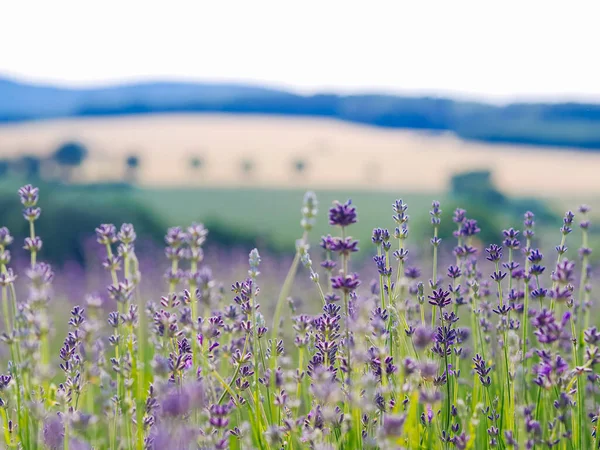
[2, 76, 600, 150]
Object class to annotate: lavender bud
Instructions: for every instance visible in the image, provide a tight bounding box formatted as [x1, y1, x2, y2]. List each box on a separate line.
[392, 199, 408, 225]
[165, 227, 187, 248]
[0, 250, 10, 265]
[187, 223, 208, 247]
[24, 236, 43, 252]
[23, 206, 41, 222]
[328, 199, 357, 228]
[0, 228, 13, 247]
[18, 184, 39, 207]
[301, 191, 318, 231]
[95, 224, 117, 245]
[372, 228, 384, 245]
[0, 268, 17, 287]
[118, 223, 136, 244]
[453, 208, 466, 224]
[43, 415, 64, 449]
[382, 414, 406, 438]
[460, 219, 481, 237]
[485, 244, 502, 262]
[248, 248, 261, 278]
[413, 326, 435, 350]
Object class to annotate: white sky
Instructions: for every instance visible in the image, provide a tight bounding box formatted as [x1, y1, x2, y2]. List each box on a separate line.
[1, 0, 600, 103]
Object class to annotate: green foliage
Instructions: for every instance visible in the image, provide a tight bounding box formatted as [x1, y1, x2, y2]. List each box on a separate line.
[293, 159, 307, 173]
[241, 159, 254, 174]
[14, 155, 41, 179]
[132, 187, 439, 254]
[0, 160, 10, 178]
[0, 185, 594, 449]
[448, 170, 559, 243]
[202, 218, 281, 253]
[126, 154, 140, 169]
[0, 183, 165, 265]
[190, 156, 204, 169]
[52, 141, 88, 167]
[450, 170, 506, 206]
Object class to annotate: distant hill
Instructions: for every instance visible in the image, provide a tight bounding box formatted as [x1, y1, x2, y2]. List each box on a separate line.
[3, 76, 600, 150]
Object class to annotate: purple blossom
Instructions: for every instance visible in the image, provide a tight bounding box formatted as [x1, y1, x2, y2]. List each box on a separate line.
[460, 219, 481, 237]
[95, 224, 117, 245]
[330, 236, 359, 255]
[428, 288, 451, 308]
[18, 184, 39, 207]
[331, 273, 361, 293]
[485, 244, 503, 262]
[328, 199, 357, 227]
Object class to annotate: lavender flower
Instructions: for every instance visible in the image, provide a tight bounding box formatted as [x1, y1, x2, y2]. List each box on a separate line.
[460, 219, 481, 237]
[328, 199, 357, 227]
[0, 185, 597, 450]
[428, 288, 451, 308]
[18, 184, 39, 207]
[95, 224, 117, 245]
[485, 244, 503, 262]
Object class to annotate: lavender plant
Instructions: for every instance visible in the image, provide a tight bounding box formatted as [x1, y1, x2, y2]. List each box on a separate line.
[0, 184, 598, 450]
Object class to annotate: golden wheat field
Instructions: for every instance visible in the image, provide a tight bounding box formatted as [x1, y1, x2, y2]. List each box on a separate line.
[0, 114, 598, 196]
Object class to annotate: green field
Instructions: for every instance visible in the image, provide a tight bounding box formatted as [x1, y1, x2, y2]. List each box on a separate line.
[132, 187, 441, 249]
[0, 178, 595, 264]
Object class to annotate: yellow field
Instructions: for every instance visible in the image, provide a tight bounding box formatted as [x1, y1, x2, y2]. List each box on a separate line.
[0, 114, 598, 196]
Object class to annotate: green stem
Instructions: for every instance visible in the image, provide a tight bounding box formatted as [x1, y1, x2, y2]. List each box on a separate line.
[495, 261, 513, 436]
[550, 234, 566, 312]
[431, 226, 439, 329]
[249, 273, 264, 443]
[341, 227, 351, 384]
[440, 307, 451, 436]
[521, 237, 531, 386]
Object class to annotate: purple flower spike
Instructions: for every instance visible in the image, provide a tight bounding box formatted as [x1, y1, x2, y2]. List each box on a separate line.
[460, 219, 481, 237]
[331, 273, 361, 293]
[95, 224, 117, 245]
[209, 403, 232, 428]
[413, 326, 435, 350]
[0, 228, 13, 247]
[430, 201, 442, 225]
[552, 259, 575, 284]
[43, 415, 64, 449]
[453, 208, 466, 224]
[328, 200, 357, 227]
[382, 414, 406, 438]
[428, 288, 451, 308]
[24, 236, 43, 252]
[18, 184, 39, 207]
[331, 237, 359, 255]
[485, 244, 503, 262]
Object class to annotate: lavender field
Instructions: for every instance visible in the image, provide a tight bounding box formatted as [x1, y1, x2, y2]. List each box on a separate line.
[0, 184, 597, 450]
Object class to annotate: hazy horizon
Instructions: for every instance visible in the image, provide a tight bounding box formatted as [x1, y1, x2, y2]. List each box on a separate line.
[2, 0, 600, 104]
[4, 73, 600, 107]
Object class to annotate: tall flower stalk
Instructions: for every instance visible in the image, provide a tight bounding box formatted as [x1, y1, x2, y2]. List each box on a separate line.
[430, 201, 442, 328]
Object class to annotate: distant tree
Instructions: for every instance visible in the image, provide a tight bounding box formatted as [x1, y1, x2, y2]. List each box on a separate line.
[190, 156, 204, 170]
[450, 170, 506, 205]
[293, 159, 307, 174]
[52, 141, 88, 181]
[0, 159, 10, 178]
[16, 155, 41, 179]
[125, 154, 140, 183]
[241, 159, 254, 175]
[126, 155, 139, 169]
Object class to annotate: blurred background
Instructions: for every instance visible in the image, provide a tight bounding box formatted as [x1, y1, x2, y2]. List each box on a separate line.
[1, 0, 599, 269]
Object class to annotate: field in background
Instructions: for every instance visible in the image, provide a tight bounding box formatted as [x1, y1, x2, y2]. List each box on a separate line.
[36, 182, 592, 249]
[1, 114, 600, 196]
[133, 187, 438, 249]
